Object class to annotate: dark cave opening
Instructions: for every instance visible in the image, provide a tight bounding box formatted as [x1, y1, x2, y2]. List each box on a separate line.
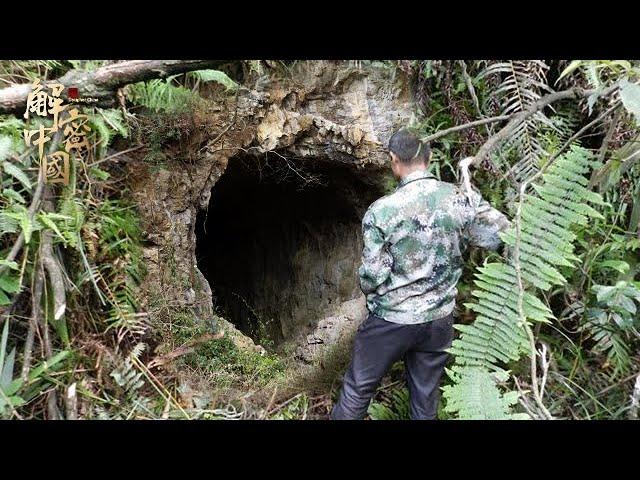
[195, 154, 386, 349]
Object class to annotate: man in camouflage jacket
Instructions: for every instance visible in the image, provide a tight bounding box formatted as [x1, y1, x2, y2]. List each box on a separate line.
[331, 129, 511, 420]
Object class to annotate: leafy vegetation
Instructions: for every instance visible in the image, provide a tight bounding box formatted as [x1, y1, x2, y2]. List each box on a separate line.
[169, 310, 284, 388]
[0, 59, 638, 420]
[443, 147, 603, 419]
[407, 60, 640, 420]
[0, 61, 248, 419]
[368, 387, 411, 420]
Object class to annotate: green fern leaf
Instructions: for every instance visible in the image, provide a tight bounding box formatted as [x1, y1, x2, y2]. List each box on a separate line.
[188, 69, 238, 91]
[2, 188, 26, 205]
[442, 367, 530, 420]
[126, 79, 201, 113]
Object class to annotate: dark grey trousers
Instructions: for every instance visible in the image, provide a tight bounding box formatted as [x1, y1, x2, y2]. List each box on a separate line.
[330, 312, 454, 420]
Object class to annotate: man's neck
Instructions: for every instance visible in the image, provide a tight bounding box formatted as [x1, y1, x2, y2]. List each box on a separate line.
[399, 165, 428, 181]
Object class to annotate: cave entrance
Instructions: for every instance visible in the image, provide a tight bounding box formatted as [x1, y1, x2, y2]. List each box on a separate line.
[195, 154, 385, 350]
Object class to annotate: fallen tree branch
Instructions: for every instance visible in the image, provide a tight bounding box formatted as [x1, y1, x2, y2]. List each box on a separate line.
[502, 102, 621, 183]
[420, 84, 618, 172]
[544, 102, 621, 171]
[0, 60, 227, 114]
[420, 115, 510, 144]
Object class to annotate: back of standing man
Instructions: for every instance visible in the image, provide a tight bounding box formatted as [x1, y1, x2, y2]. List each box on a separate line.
[331, 128, 511, 420]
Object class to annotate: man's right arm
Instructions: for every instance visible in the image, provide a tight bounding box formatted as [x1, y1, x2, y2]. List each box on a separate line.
[463, 190, 511, 251]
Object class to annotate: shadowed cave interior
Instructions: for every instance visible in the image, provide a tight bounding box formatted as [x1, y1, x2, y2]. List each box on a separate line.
[195, 154, 386, 350]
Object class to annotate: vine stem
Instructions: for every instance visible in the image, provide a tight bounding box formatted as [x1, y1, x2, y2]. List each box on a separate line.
[513, 181, 553, 420]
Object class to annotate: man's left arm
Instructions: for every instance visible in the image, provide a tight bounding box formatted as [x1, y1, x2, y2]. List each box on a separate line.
[358, 209, 393, 295]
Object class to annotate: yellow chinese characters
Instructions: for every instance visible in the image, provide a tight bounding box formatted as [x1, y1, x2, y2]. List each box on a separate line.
[22, 79, 92, 185]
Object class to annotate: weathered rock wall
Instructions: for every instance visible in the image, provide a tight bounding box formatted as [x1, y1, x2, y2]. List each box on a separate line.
[126, 61, 415, 352]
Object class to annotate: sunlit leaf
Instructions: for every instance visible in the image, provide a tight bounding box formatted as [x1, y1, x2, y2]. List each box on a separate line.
[558, 60, 583, 82]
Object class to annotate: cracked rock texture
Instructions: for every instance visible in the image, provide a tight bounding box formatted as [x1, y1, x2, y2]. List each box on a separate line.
[292, 296, 368, 363]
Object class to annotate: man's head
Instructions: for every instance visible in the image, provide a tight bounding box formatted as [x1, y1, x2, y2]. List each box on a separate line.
[388, 128, 431, 179]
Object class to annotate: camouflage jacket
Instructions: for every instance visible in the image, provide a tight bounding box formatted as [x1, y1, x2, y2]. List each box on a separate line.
[359, 169, 511, 324]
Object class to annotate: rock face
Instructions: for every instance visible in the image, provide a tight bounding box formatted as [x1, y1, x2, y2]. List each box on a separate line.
[293, 296, 368, 363]
[127, 61, 415, 355]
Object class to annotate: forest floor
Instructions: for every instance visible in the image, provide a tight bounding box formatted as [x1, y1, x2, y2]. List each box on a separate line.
[148, 293, 417, 420]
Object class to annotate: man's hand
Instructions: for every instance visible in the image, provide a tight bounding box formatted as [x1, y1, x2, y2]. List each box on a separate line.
[458, 156, 512, 251]
[458, 157, 475, 198]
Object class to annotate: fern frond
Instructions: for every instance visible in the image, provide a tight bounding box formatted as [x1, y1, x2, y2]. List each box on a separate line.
[188, 69, 239, 91]
[2, 160, 32, 192]
[444, 146, 604, 418]
[84, 199, 146, 339]
[368, 388, 410, 420]
[126, 79, 202, 113]
[442, 367, 530, 420]
[479, 60, 555, 181]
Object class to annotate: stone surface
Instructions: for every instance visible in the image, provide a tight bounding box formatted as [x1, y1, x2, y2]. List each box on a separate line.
[293, 295, 368, 363]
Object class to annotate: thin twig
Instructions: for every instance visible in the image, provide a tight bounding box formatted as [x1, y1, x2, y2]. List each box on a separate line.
[513, 180, 553, 419]
[458, 61, 481, 118]
[514, 377, 539, 419]
[261, 386, 279, 420]
[596, 371, 640, 396]
[267, 393, 303, 416]
[129, 355, 191, 420]
[629, 374, 640, 419]
[89, 145, 144, 167]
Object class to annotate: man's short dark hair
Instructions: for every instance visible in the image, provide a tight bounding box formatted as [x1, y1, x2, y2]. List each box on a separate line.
[388, 129, 430, 165]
